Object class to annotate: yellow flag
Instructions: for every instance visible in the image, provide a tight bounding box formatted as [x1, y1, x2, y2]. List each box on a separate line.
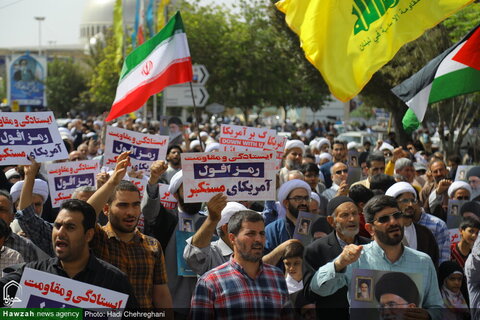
[113, 0, 123, 65]
[157, 0, 171, 29]
[276, 0, 474, 102]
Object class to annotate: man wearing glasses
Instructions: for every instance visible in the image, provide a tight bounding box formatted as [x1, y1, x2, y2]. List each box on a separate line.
[386, 182, 450, 264]
[309, 195, 443, 319]
[322, 162, 349, 200]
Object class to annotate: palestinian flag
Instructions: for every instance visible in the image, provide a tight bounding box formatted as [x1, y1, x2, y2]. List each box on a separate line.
[392, 24, 480, 122]
[106, 12, 192, 122]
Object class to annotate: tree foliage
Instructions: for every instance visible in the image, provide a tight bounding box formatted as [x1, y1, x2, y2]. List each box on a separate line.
[46, 58, 88, 117]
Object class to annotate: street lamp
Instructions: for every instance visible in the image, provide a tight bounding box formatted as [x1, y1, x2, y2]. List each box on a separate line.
[34, 16, 45, 56]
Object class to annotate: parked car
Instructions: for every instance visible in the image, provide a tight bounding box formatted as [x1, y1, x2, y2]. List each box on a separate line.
[337, 131, 379, 146]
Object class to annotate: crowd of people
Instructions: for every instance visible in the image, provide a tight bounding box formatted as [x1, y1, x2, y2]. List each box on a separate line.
[0, 114, 480, 320]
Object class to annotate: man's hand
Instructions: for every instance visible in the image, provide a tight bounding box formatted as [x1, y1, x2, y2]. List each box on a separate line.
[24, 156, 40, 179]
[436, 179, 452, 194]
[206, 193, 227, 223]
[96, 172, 110, 188]
[391, 147, 406, 163]
[336, 181, 349, 197]
[404, 307, 430, 320]
[111, 151, 131, 184]
[148, 160, 168, 185]
[334, 244, 363, 271]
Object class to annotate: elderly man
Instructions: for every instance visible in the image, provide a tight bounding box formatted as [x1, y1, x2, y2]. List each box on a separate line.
[467, 166, 480, 201]
[351, 152, 385, 189]
[304, 196, 370, 320]
[310, 195, 443, 319]
[386, 182, 450, 264]
[322, 162, 349, 200]
[190, 210, 292, 320]
[394, 158, 422, 192]
[320, 140, 347, 188]
[279, 140, 305, 185]
[265, 179, 311, 264]
[420, 160, 452, 221]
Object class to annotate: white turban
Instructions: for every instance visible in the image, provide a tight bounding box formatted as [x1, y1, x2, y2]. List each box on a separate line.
[216, 202, 247, 229]
[205, 142, 220, 153]
[190, 140, 201, 150]
[168, 170, 183, 194]
[199, 131, 208, 138]
[285, 140, 305, 153]
[5, 168, 20, 180]
[380, 142, 394, 151]
[310, 192, 320, 205]
[316, 138, 331, 150]
[309, 139, 319, 151]
[277, 179, 311, 209]
[448, 181, 472, 198]
[385, 182, 417, 199]
[319, 153, 332, 161]
[10, 179, 49, 204]
[347, 142, 359, 150]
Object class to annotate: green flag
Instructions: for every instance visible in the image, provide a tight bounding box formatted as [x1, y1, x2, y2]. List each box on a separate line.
[402, 108, 420, 134]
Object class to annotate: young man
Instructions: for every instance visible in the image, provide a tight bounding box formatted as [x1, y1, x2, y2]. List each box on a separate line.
[190, 211, 292, 319]
[451, 217, 480, 269]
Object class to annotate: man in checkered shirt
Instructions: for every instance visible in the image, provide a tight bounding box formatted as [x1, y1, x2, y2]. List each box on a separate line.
[190, 210, 293, 320]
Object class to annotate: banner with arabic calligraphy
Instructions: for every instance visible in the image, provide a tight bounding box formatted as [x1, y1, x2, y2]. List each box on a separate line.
[104, 126, 169, 174]
[12, 268, 128, 312]
[0, 112, 68, 165]
[46, 160, 100, 208]
[159, 183, 178, 210]
[219, 124, 276, 152]
[263, 135, 287, 170]
[181, 151, 276, 203]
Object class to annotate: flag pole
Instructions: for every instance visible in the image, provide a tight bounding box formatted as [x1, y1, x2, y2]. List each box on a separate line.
[189, 81, 203, 151]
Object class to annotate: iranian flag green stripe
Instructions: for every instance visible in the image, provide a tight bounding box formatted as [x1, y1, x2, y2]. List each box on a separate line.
[106, 12, 192, 121]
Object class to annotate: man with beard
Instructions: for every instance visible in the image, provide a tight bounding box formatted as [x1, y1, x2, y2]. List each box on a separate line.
[467, 166, 480, 201]
[310, 195, 443, 319]
[141, 168, 209, 316]
[322, 162, 349, 200]
[386, 182, 450, 264]
[167, 116, 184, 147]
[320, 140, 347, 188]
[303, 196, 370, 320]
[420, 160, 452, 221]
[190, 210, 292, 319]
[279, 140, 305, 186]
[385, 182, 439, 267]
[159, 145, 182, 184]
[265, 180, 311, 266]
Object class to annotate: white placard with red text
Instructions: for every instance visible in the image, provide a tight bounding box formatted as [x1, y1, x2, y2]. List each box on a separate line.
[181, 151, 276, 203]
[103, 126, 168, 174]
[159, 183, 178, 210]
[263, 135, 287, 170]
[12, 268, 129, 311]
[46, 160, 100, 208]
[219, 124, 276, 152]
[0, 112, 68, 165]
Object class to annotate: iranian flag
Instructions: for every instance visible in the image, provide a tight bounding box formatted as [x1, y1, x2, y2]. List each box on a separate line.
[392, 24, 480, 122]
[106, 12, 192, 121]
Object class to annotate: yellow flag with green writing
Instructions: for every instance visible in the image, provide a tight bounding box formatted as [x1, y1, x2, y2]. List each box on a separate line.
[276, 0, 474, 102]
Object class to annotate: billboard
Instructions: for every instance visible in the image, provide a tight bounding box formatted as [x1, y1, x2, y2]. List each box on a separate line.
[7, 53, 47, 107]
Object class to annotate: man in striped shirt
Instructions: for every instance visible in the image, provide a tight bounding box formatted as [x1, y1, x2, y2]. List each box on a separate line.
[191, 210, 293, 319]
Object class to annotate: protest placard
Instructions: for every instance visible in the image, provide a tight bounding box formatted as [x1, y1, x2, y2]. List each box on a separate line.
[103, 126, 168, 174]
[293, 211, 319, 246]
[12, 268, 128, 313]
[219, 124, 276, 152]
[455, 165, 474, 182]
[0, 112, 68, 165]
[159, 183, 177, 210]
[263, 135, 287, 170]
[46, 160, 100, 208]
[181, 151, 276, 203]
[349, 269, 422, 320]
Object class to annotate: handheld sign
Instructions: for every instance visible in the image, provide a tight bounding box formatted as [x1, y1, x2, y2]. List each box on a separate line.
[181, 151, 276, 203]
[0, 112, 68, 165]
[219, 124, 276, 152]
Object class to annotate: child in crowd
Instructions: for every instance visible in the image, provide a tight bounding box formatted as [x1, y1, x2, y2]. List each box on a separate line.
[451, 217, 480, 269]
[438, 261, 470, 320]
[283, 241, 304, 294]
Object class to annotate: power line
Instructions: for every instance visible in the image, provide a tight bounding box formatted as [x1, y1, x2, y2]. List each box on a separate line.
[0, 0, 26, 10]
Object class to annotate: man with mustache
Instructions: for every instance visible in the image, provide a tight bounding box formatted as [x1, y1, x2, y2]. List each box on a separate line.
[265, 179, 311, 265]
[190, 210, 292, 319]
[303, 196, 371, 320]
[322, 162, 349, 200]
[279, 140, 305, 186]
[310, 195, 443, 319]
[386, 182, 450, 264]
[420, 160, 452, 221]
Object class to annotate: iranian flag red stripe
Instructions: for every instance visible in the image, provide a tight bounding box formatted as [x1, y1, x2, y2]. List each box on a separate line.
[106, 12, 192, 121]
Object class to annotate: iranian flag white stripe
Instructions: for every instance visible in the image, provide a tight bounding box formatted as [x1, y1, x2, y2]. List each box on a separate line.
[106, 12, 192, 121]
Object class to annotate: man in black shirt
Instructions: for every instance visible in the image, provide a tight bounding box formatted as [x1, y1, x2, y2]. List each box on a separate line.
[1, 199, 138, 309]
